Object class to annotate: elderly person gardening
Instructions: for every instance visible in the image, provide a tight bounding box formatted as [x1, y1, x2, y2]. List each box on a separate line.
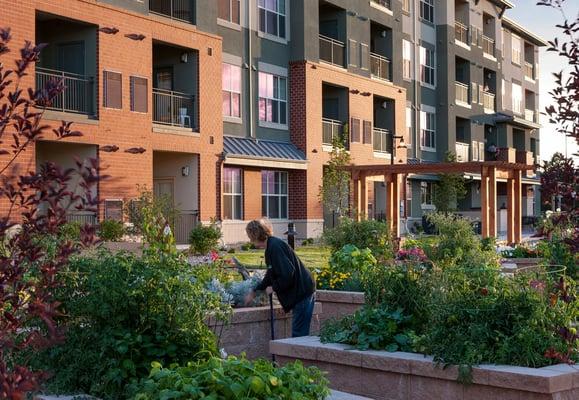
[242, 219, 316, 337]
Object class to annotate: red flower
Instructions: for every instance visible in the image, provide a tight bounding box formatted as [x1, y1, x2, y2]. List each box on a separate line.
[480, 288, 489, 296]
[210, 250, 220, 262]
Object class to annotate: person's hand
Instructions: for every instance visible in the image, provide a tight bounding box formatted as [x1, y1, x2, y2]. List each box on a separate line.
[244, 290, 256, 305]
[265, 286, 274, 296]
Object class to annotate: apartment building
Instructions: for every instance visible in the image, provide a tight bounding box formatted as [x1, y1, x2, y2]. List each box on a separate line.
[0, 0, 544, 243]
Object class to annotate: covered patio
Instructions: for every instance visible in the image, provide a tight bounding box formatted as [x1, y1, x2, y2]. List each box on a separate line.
[348, 161, 535, 244]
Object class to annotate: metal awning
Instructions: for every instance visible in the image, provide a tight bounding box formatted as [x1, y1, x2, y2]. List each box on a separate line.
[223, 136, 308, 170]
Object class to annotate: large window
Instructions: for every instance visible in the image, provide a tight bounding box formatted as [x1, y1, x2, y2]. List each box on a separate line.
[403, 40, 412, 80]
[420, 46, 435, 86]
[421, 181, 434, 206]
[223, 168, 243, 220]
[258, 0, 286, 39]
[511, 34, 521, 65]
[218, 0, 240, 24]
[420, 110, 435, 150]
[258, 71, 287, 125]
[262, 170, 288, 219]
[420, 0, 434, 23]
[512, 82, 522, 114]
[222, 64, 241, 118]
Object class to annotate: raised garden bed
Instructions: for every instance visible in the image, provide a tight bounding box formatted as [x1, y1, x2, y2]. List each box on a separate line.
[207, 303, 321, 359]
[270, 336, 579, 400]
[316, 290, 365, 328]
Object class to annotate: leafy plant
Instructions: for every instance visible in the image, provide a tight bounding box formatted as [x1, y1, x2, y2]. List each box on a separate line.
[432, 152, 467, 212]
[189, 222, 222, 255]
[315, 244, 376, 291]
[323, 218, 394, 259]
[319, 138, 351, 218]
[321, 306, 415, 351]
[128, 356, 330, 400]
[59, 221, 83, 241]
[241, 241, 256, 251]
[30, 250, 230, 398]
[99, 219, 125, 241]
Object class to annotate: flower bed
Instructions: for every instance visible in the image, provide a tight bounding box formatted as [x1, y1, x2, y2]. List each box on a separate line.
[271, 337, 579, 400]
[207, 303, 321, 359]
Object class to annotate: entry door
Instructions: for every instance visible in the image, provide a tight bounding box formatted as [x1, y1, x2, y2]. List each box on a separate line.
[154, 178, 174, 205]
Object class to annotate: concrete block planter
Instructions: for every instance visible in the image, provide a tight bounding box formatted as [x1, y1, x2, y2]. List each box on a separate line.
[207, 303, 321, 359]
[270, 336, 579, 400]
[316, 290, 365, 328]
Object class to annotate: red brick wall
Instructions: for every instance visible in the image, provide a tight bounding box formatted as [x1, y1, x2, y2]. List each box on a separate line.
[0, 0, 223, 222]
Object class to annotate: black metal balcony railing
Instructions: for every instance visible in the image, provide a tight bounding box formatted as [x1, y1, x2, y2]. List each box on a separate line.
[370, 52, 391, 81]
[149, 0, 194, 23]
[455, 21, 468, 44]
[322, 118, 346, 146]
[371, 0, 392, 9]
[36, 67, 94, 115]
[66, 211, 97, 226]
[482, 35, 495, 57]
[373, 127, 392, 153]
[319, 34, 345, 67]
[153, 88, 195, 129]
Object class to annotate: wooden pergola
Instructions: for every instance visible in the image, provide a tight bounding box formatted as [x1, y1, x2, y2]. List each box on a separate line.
[348, 161, 535, 244]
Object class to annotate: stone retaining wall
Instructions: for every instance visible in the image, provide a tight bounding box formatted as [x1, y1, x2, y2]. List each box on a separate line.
[316, 290, 365, 328]
[271, 336, 579, 400]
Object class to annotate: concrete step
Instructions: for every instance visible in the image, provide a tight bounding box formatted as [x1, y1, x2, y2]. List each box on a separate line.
[329, 389, 373, 400]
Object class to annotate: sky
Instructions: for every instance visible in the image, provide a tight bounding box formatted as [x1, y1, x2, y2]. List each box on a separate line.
[506, 0, 579, 163]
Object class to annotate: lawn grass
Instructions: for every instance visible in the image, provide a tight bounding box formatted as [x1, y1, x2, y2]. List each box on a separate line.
[224, 245, 331, 270]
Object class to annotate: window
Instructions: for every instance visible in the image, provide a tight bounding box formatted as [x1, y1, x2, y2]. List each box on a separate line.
[258, 71, 287, 125]
[403, 40, 412, 80]
[258, 0, 286, 39]
[359, 43, 369, 70]
[262, 170, 288, 219]
[511, 34, 521, 65]
[223, 168, 243, 220]
[420, 110, 435, 150]
[218, 0, 240, 24]
[402, 0, 410, 13]
[406, 106, 413, 146]
[421, 181, 434, 206]
[512, 82, 522, 114]
[222, 64, 241, 118]
[405, 180, 412, 217]
[103, 71, 122, 109]
[420, 0, 434, 23]
[420, 46, 435, 86]
[130, 76, 147, 113]
[350, 117, 360, 142]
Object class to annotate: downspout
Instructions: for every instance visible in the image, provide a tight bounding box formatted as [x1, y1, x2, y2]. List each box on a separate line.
[248, 0, 255, 138]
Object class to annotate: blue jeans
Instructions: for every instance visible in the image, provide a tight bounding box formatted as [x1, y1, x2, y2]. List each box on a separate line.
[292, 294, 315, 337]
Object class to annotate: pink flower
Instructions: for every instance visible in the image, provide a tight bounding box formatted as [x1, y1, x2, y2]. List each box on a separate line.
[529, 279, 546, 293]
[210, 250, 220, 262]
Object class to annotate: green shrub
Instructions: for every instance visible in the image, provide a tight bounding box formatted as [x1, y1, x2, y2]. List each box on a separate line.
[59, 221, 82, 241]
[537, 234, 577, 278]
[129, 356, 329, 400]
[30, 250, 230, 398]
[98, 219, 125, 242]
[315, 244, 375, 291]
[321, 306, 415, 351]
[189, 223, 222, 255]
[323, 218, 394, 259]
[240, 241, 256, 251]
[301, 238, 315, 246]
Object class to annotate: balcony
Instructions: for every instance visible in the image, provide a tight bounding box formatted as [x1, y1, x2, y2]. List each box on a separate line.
[455, 21, 469, 45]
[516, 150, 534, 165]
[149, 0, 195, 23]
[319, 35, 345, 68]
[455, 142, 470, 162]
[36, 67, 95, 115]
[455, 81, 469, 105]
[66, 211, 97, 225]
[373, 127, 392, 153]
[370, 53, 391, 81]
[153, 88, 196, 129]
[497, 147, 516, 163]
[371, 0, 392, 9]
[322, 118, 346, 147]
[525, 109, 537, 123]
[524, 62, 534, 80]
[483, 91, 495, 112]
[482, 35, 495, 57]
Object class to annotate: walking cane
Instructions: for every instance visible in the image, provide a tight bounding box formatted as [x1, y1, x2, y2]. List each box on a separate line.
[269, 292, 276, 363]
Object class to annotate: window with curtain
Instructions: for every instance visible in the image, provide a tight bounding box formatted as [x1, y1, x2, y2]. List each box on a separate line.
[261, 170, 288, 219]
[222, 64, 241, 118]
[218, 0, 240, 24]
[223, 168, 243, 220]
[512, 82, 522, 114]
[403, 40, 412, 80]
[511, 34, 521, 65]
[420, 110, 436, 150]
[258, 71, 287, 125]
[420, 0, 434, 23]
[420, 46, 435, 86]
[421, 181, 434, 206]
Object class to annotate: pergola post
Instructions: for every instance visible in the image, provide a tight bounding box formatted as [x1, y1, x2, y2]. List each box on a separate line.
[514, 169, 522, 244]
[506, 169, 522, 244]
[489, 167, 497, 238]
[352, 173, 360, 221]
[480, 167, 489, 238]
[360, 173, 368, 220]
[384, 173, 400, 238]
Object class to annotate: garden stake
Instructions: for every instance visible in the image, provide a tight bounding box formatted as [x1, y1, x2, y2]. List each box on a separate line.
[269, 293, 276, 363]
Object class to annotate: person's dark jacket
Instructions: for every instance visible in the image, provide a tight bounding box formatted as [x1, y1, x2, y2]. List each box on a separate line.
[255, 236, 315, 312]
